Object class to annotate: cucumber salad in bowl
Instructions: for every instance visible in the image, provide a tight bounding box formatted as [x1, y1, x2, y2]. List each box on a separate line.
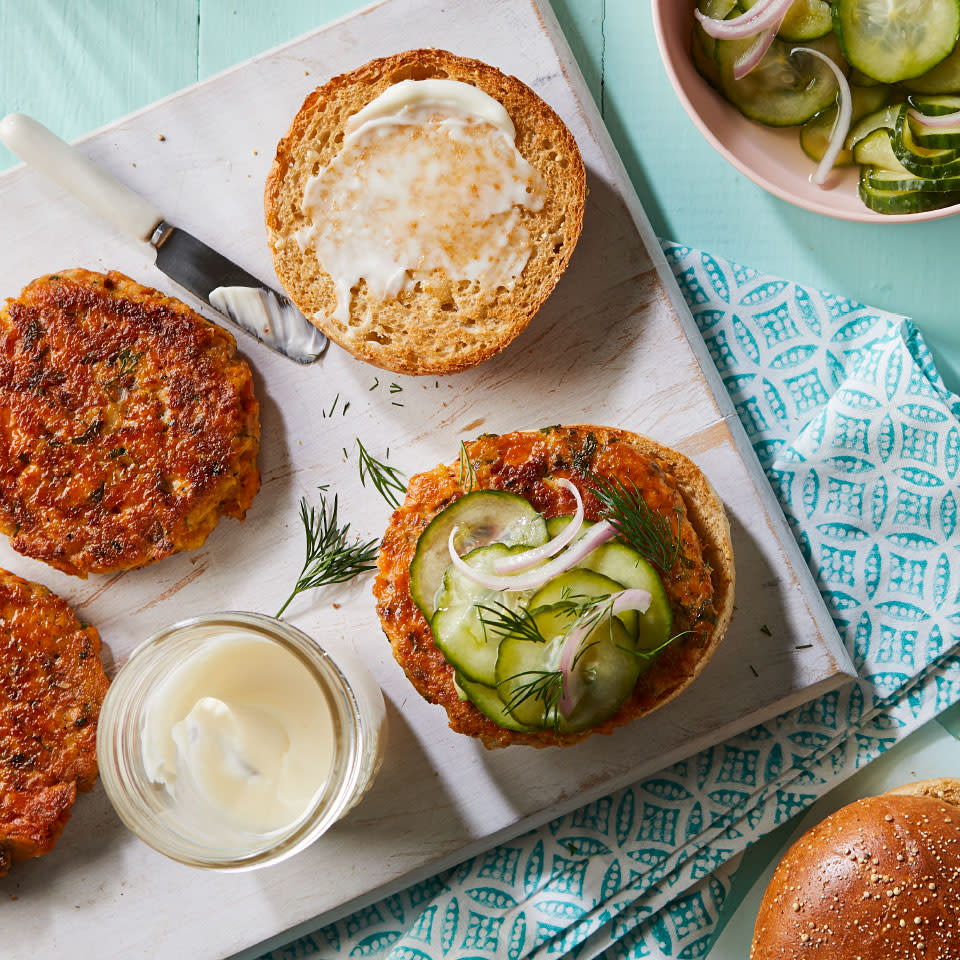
[692, 0, 960, 214]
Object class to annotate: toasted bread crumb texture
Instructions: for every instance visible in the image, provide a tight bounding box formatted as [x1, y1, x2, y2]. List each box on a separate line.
[265, 49, 586, 375]
[0, 269, 261, 577]
[374, 426, 735, 748]
[0, 570, 109, 875]
[886, 777, 960, 808]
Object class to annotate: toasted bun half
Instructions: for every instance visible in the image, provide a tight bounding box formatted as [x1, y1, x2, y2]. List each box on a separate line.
[373, 426, 734, 748]
[265, 49, 586, 376]
[751, 779, 960, 958]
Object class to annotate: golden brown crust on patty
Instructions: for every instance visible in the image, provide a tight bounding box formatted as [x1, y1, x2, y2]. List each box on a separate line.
[265, 48, 586, 375]
[0, 269, 261, 577]
[374, 426, 734, 748]
[751, 792, 960, 959]
[0, 569, 109, 874]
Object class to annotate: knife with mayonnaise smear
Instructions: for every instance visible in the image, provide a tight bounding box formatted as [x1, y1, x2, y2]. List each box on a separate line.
[0, 113, 327, 364]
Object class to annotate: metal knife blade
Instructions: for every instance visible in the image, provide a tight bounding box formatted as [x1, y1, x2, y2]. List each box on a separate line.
[149, 221, 327, 364]
[0, 112, 326, 364]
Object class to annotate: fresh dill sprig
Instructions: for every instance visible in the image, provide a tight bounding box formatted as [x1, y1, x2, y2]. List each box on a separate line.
[619, 629, 693, 660]
[357, 438, 407, 508]
[275, 491, 379, 618]
[532, 592, 608, 623]
[478, 602, 546, 645]
[588, 472, 682, 573]
[498, 639, 599, 733]
[458, 441, 477, 492]
[479, 591, 613, 646]
[499, 669, 564, 729]
[483, 599, 609, 732]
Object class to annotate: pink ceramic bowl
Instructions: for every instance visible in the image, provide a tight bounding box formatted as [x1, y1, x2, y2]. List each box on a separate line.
[651, 0, 960, 223]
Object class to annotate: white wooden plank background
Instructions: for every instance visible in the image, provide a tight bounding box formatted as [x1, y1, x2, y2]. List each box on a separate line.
[0, 1, 852, 957]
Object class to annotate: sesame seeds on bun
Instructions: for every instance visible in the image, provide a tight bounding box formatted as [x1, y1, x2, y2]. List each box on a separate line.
[751, 780, 960, 958]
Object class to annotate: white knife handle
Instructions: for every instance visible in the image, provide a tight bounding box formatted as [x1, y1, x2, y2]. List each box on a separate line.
[0, 113, 163, 242]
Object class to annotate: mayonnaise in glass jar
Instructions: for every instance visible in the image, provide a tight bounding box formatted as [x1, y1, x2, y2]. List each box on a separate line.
[97, 612, 386, 870]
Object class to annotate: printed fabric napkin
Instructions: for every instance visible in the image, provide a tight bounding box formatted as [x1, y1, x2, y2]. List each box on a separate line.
[259, 244, 960, 960]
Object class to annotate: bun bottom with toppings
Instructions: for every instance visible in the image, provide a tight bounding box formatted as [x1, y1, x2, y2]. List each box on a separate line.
[373, 426, 735, 748]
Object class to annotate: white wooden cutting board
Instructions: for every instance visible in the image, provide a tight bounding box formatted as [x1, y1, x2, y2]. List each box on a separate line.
[0, 1, 854, 957]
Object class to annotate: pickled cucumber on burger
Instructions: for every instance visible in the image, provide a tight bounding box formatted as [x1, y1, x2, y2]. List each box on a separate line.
[373, 426, 735, 748]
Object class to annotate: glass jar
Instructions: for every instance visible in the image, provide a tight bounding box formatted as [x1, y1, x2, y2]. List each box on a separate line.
[97, 611, 386, 870]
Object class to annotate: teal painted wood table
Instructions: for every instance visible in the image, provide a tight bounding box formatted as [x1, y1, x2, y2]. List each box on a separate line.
[3, 3, 960, 958]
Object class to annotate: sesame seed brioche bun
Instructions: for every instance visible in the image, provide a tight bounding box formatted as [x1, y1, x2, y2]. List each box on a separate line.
[265, 49, 586, 376]
[751, 779, 960, 959]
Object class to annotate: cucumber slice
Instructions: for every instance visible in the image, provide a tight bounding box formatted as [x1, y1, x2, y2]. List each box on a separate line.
[907, 97, 960, 148]
[455, 673, 537, 732]
[496, 617, 639, 733]
[699, 0, 738, 15]
[845, 103, 902, 149]
[867, 166, 960, 191]
[853, 128, 909, 171]
[528, 568, 638, 641]
[849, 68, 885, 87]
[544, 516, 673, 652]
[854, 84, 901, 117]
[909, 94, 960, 114]
[577, 543, 673, 651]
[544, 515, 595, 538]
[431, 543, 535, 685]
[832, 0, 960, 84]
[802, 110, 854, 166]
[903, 39, 960, 93]
[859, 170, 960, 211]
[894, 104, 960, 175]
[801, 85, 896, 165]
[741, 0, 833, 41]
[716, 34, 845, 127]
[692, 24, 723, 92]
[410, 490, 547, 619]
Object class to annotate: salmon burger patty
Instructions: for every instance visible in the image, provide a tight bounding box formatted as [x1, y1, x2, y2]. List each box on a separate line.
[374, 426, 734, 748]
[0, 570, 109, 874]
[0, 269, 260, 577]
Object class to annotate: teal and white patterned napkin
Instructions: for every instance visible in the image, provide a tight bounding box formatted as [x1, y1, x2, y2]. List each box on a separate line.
[260, 246, 960, 960]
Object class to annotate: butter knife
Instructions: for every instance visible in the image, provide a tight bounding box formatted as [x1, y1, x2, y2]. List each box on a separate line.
[0, 113, 326, 364]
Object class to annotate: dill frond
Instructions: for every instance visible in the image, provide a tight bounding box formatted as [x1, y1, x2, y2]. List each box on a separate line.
[356, 438, 407, 508]
[458, 441, 478, 492]
[276, 491, 379, 618]
[588, 472, 682, 573]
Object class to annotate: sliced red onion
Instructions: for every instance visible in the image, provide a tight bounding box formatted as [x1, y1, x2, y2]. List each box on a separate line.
[695, 0, 794, 40]
[908, 108, 960, 128]
[733, 23, 780, 79]
[492, 479, 584, 575]
[792, 46, 851, 187]
[448, 520, 616, 592]
[558, 589, 653, 717]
